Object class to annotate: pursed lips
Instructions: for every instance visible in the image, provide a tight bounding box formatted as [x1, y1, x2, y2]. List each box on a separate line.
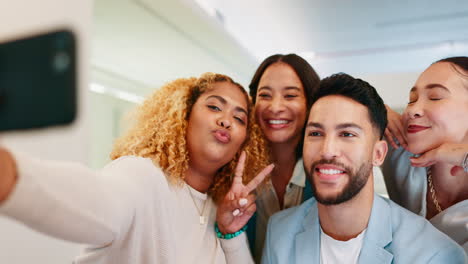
[213, 129, 231, 143]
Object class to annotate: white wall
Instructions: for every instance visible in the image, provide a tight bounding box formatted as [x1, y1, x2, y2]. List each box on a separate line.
[359, 71, 420, 110]
[88, 68, 139, 169]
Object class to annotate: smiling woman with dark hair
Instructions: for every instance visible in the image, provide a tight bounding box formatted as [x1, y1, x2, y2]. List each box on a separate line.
[247, 53, 320, 261]
[383, 56, 468, 253]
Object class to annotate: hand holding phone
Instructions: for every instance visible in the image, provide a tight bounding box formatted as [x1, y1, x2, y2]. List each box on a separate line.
[0, 30, 77, 131]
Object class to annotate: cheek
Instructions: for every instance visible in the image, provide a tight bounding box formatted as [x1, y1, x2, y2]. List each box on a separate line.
[233, 125, 247, 145]
[254, 106, 262, 121]
[345, 143, 369, 165]
[292, 101, 307, 123]
[185, 124, 199, 153]
[187, 105, 207, 139]
[428, 104, 459, 130]
[254, 103, 267, 120]
[402, 109, 411, 125]
[302, 141, 317, 167]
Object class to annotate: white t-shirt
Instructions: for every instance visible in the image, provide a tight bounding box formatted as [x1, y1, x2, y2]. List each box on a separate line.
[320, 227, 366, 264]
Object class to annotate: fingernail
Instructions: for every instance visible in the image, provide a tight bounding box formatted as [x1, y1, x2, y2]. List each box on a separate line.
[239, 198, 248, 207]
[232, 209, 240, 216]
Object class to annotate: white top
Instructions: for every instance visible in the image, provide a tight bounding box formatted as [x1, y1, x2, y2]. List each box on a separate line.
[0, 153, 253, 264]
[319, 228, 366, 264]
[255, 158, 306, 261]
[382, 145, 468, 253]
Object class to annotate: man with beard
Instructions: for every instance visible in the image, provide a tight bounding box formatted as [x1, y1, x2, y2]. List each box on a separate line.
[261, 73, 466, 264]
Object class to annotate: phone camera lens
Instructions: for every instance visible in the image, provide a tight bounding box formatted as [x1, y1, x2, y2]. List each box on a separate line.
[52, 51, 70, 73]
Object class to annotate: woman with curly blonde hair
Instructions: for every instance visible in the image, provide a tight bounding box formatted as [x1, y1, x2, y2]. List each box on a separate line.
[0, 72, 272, 263]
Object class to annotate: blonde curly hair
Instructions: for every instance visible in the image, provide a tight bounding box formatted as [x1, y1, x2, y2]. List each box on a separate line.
[110, 72, 270, 202]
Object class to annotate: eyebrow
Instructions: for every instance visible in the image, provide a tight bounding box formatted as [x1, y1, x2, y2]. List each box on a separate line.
[410, 84, 450, 93]
[284, 86, 301, 91]
[258, 86, 301, 91]
[306, 122, 363, 131]
[258, 86, 271, 92]
[206, 95, 248, 115]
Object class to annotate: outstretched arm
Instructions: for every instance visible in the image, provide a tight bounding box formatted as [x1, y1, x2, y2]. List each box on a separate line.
[0, 149, 154, 247]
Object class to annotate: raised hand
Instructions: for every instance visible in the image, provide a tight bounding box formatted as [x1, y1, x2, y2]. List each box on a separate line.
[410, 143, 468, 176]
[384, 105, 408, 150]
[216, 151, 274, 234]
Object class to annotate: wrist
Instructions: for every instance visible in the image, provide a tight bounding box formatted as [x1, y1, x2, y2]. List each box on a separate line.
[214, 222, 247, 239]
[0, 149, 18, 203]
[216, 221, 229, 235]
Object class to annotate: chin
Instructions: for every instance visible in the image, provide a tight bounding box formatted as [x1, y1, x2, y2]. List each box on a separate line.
[407, 144, 424, 155]
[316, 191, 341, 201]
[265, 131, 297, 144]
[205, 147, 237, 166]
[407, 140, 441, 155]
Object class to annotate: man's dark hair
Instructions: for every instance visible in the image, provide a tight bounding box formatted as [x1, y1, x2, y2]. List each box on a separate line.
[311, 73, 387, 139]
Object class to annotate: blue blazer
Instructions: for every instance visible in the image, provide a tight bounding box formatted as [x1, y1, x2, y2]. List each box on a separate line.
[262, 194, 467, 264]
[247, 178, 314, 258]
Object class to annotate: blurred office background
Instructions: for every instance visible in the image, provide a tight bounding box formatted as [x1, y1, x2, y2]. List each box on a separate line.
[89, 0, 468, 193]
[1, 0, 468, 262]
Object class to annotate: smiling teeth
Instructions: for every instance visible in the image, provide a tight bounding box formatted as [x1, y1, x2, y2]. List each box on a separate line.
[269, 120, 288, 124]
[319, 169, 344, 175]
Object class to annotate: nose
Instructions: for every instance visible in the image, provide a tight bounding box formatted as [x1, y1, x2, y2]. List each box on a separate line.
[217, 115, 232, 129]
[320, 136, 339, 160]
[268, 96, 286, 113]
[405, 101, 424, 119]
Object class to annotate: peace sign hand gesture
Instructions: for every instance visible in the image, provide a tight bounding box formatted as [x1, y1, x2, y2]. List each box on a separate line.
[216, 151, 274, 234]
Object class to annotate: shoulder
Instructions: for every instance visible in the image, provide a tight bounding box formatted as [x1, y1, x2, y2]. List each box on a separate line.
[380, 146, 427, 210]
[384, 196, 434, 235]
[101, 156, 170, 193]
[382, 145, 414, 173]
[382, 197, 466, 262]
[264, 198, 318, 263]
[103, 156, 164, 178]
[103, 155, 159, 172]
[268, 198, 316, 233]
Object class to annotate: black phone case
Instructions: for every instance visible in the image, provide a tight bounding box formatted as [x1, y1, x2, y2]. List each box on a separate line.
[0, 29, 77, 131]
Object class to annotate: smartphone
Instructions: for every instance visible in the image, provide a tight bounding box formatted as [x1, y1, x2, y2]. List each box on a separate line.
[0, 29, 77, 131]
